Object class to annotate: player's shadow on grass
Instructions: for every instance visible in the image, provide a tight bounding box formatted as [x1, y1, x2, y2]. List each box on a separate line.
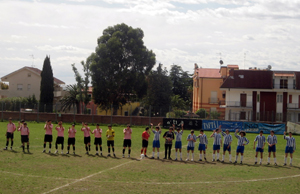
[61, 154, 70, 157]
[46, 153, 58, 157]
[72, 154, 82, 157]
[23, 152, 33, 155]
[129, 157, 140, 161]
[10, 150, 19, 153]
[88, 154, 96, 157]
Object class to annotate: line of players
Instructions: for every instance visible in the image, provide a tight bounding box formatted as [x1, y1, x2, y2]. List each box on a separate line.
[3, 118, 296, 166]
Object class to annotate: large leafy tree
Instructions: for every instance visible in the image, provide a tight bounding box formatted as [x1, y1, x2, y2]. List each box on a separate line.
[169, 64, 193, 109]
[144, 63, 172, 116]
[39, 56, 54, 112]
[89, 23, 156, 113]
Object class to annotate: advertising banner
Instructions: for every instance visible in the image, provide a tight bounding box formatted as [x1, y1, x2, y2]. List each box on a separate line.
[243, 122, 285, 134]
[202, 120, 243, 132]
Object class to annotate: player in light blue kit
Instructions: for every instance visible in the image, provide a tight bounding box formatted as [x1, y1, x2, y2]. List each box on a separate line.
[186, 130, 197, 161]
[197, 129, 208, 161]
[150, 123, 162, 159]
[173, 123, 184, 161]
[221, 128, 233, 163]
[234, 129, 249, 164]
[283, 131, 296, 166]
[267, 130, 277, 165]
[210, 126, 222, 162]
[253, 130, 266, 165]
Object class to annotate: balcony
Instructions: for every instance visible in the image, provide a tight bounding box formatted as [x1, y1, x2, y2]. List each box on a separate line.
[273, 84, 295, 89]
[287, 103, 300, 109]
[226, 101, 252, 108]
[208, 98, 219, 104]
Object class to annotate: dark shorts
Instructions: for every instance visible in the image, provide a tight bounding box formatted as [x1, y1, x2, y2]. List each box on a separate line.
[236, 146, 245, 153]
[175, 141, 182, 149]
[107, 140, 114, 147]
[198, 144, 206, 151]
[44, 135, 53, 142]
[268, 145, 276, 152]
[84, 136, 91, 144]
[6, 132, 14, 139]
[123, 139, 132, 147]
[187, 146, 194, 151]
[256, 147, 264, 153]
[285, 146, 294, 154]
[21, 135, 29, 143]
[223, 144, 231, 152]
[213, 145, 220, 151]
[153, 140, 160, 148]
[142, 140, 148, 148]
[94, 138, 102, 145]
[56, 137, 64, 144]
[68, 138, 75, 145]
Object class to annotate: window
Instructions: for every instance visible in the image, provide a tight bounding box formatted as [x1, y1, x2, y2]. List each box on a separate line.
[277, 94, 283, 103]
[280, 79, 288, 89]
[88, 94, 92, 99]
[257, 94, 260, 102]
[28, 73, 31, 77]
[222, 91, 226, 99]
[17, 84, 23, 91]
[289, 95, 292, 103]
[27, 84, 31, 91]
[240, 111, 246, 120]
[298, 113, 300, 122]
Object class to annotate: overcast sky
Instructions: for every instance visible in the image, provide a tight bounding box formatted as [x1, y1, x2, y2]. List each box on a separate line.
[1, 0, 300, 85]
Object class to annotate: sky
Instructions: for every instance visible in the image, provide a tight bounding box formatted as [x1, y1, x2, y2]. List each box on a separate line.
[0, 0, 300, 85]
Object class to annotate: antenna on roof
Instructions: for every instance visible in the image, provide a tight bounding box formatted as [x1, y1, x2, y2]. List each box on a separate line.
[217, 52, 223, 65]
[29, 54, 34, 67]
[243, 51, 248, 69]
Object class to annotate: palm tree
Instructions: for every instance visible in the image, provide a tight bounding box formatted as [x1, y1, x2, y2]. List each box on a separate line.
[60, 84, 80, 113]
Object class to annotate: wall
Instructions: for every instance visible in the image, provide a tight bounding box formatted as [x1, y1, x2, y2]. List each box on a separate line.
[0, 111, 163, 126]
[97, 102, 140, 116]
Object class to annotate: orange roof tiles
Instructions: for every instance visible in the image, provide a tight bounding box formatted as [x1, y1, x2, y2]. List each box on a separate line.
[196, 68, 221, 78]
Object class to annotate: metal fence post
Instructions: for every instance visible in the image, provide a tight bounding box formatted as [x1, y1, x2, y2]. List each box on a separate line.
[19, 103, 22, 121]
[130, 105, 132, 126]
[110, 104, 113, 125]
[92, 104, 94, 124]
[1, 102, 3, 121]
[55, 103, 57, 123]
[73, 105, 76, 123]
[37, 103, 39, 123]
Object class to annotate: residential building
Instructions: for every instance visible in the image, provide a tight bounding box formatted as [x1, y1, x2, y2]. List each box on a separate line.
[192, 64, 239, 119]
[220, 69, 300, 123]
[0, 66, 65, 104]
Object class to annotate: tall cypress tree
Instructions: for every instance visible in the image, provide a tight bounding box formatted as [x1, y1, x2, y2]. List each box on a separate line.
[40, 56, 54, 112]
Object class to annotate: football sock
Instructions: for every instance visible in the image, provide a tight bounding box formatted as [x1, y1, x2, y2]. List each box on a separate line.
[128, 149, 131, 154]
[222, 155, 224, 161]
[67, 146, 70, 151]
[217, 153, 219, 160]
[175, 152, 178, 159]
[284, 157, 287, 163]
[73, 146, 75, 151]
[212, 154, 215, 160]
[96, 146, 98, 151]
[241, 156, 244, 162]
[200, 154, 202, 160]
[100, 147, 102, 151]
[260, 158, 262, 163]
[112, 148, 115, 153]
[290, 158, 293, 164]
[108, 148, 110, 153]
[144, 149, 147, 155]
[123, 149, 125, 154]
[157, 152, 159, 157]
[44, 144, 46, 148]
[203, 154, 206, 158]
[141, 149, 143, 154]
[187, 153, 189, 159]
[56, 144, 58, 149]
[268, 157, 270, 163]
[274, 158, 276, 163]
[11, 141, 13, 147]
[22, 146, 25, 151]
[235, 155, 238, 161]
[89, 145, 91, 151]
[49, 144, 52, 149]
[6, 141, 9, 146]
[229, 154, 232, 161]
[152, 152, 155, 157]
[255, 157, 257, 162]
[61, 145, 64, 150]
[180, 152, 182, 158]
[85, 146, 88, 151]
[27, 145, 29, 150]
[192, 153, 194, 160]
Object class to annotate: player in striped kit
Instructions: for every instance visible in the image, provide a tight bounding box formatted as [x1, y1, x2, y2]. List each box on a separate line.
[253, 130, 266, 165]
[54, 121, 65, 154]
[283, 131, 296, 166]
[4, 117, 16, 150]
[186, 130, 197, 161]
[221, 128, 233, 163]
[196, 129, 208, 161]
[17, 122, 30, 153]
[174, 123, 184, 161]
[267, 130, 277, 165]
[210, 126, 222, 162]
[150, 123, 162, 159]
[234, 129, 249, 164]
[67, 124, 76, 155]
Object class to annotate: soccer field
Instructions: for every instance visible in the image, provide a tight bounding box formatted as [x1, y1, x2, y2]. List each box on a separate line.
[0, 121, 299, 194]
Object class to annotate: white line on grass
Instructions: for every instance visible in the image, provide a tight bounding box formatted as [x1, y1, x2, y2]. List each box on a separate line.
[83, 173, 300, 185]
[42, 160, 134, 194]
[0, 171, 76, 180]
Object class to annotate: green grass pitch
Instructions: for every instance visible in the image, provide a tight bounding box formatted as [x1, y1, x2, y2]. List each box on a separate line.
[0, 121, 299, 193]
